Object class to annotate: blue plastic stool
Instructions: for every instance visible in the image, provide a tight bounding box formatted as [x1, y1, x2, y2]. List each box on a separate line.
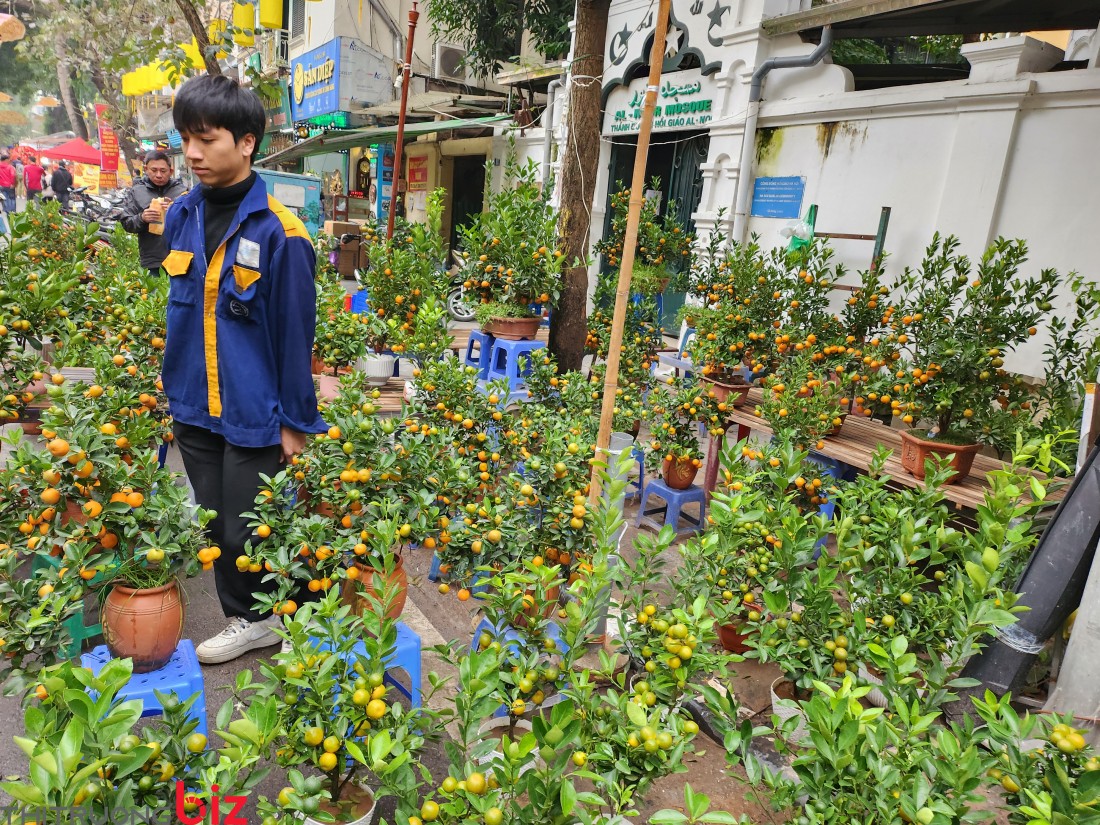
[635, 478, 706, 535]
[470, 617, 568, 718]
[621, 446, 646, 502]
[426, 555, 491, 598]
[486, 339, 546, 395]
[350, 290, 369, 314]
[464, 329, 494, 378]
[318, 621, 422, 708]
[806, 452, 857, 558]
[81, 640, 208, 736]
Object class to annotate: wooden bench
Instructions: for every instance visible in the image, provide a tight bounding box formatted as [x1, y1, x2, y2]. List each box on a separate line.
[704, 387, 1052, 511]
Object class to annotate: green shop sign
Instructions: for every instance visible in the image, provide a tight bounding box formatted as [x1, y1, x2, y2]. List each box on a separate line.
[606, 71, 716, 135]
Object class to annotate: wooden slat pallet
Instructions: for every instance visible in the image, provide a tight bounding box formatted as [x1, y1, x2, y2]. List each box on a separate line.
[710, 387, 1050, 511]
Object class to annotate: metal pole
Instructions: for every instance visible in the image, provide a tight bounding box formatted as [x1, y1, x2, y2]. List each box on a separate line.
[588, 0, 671, 505]
[386, 1, 419, 239]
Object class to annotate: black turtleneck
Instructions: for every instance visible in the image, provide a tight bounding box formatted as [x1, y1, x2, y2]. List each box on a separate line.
[201, 171, 256, 263]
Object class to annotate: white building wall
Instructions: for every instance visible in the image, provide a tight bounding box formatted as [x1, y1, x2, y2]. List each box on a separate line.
[573, 0, 1100, 376]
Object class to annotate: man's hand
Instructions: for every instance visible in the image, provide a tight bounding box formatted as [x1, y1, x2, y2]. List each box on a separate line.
[141, 207, 160, 223]
[280, 427, 307, 464]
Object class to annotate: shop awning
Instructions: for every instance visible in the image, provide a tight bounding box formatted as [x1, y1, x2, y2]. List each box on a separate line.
[353, 91, 508, 118]
[42, 137, 102, 165]
[764, 0, 1100, 38]
[257, 114, 513, 167]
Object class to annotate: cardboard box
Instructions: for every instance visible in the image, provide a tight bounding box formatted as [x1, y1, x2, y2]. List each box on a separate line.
[324, 220, 360, 239]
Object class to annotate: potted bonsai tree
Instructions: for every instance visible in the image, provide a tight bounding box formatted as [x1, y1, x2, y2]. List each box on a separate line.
[313, 308, 370, 398]
[893, 234, 1059, 482]
[357, 190, 450, 376]
[643, 376, 722, 490]
[457, 155, 563, 339]
[254, 589, 442, 825]
[594, 178, 694, 297]
[29, 372, 215, 672]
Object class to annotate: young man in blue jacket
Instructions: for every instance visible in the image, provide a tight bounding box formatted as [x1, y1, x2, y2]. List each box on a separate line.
[162, 75, 327, 664]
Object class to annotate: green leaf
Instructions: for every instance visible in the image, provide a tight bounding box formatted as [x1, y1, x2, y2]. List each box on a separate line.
[890, 636, 909, 659]
[626, 700, 648, 728]
[650, 812, 690, 825]
[559, 779, 577, 817]
[965, 561, 988, 591]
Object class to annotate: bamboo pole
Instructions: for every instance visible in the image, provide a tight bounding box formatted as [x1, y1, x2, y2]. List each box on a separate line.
[589, 0, 671, 505]
[386, 1, 419, 238]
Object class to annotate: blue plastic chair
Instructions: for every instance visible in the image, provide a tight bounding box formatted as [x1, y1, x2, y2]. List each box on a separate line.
[464, 329, 494, 378]
[635, 477, 707, 535]
[470, 617, 569, 718]
[486, 339, 546, 395]
[316, 621, 423, 708]
[82, 640, 208, 736]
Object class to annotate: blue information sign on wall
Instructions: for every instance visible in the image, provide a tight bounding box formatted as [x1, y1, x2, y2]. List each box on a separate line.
[750, 176, 807, 219]
[290, 39, 341, 121]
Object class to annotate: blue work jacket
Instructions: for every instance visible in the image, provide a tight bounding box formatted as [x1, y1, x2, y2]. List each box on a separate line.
[160, 175, 327, 448]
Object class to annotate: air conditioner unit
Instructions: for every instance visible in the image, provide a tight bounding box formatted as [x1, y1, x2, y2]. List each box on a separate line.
[432, 43, 467, 82]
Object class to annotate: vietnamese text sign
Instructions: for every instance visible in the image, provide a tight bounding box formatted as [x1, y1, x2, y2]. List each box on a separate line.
[407, 155, 428, 191]
[95, 103, 119, 173]
[750, 176, 806, 219]
[606, 69, 716, 135]
[291, 39, 339, 120]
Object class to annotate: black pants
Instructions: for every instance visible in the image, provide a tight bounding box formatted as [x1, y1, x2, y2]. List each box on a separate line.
[174, 422, 290, 622]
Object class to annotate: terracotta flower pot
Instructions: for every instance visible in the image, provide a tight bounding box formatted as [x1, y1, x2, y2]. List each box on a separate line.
[899, 429, 981, 484]
[716, 622, 750, 654]
[702, 376, 752, 408]
[513, 585, 561, 629]
[315, 372, 341, 402]
[828, 413, 848, 437]
[16, 405, 46, 436]
[662, 456, 700, 490]
[341, 555, 408, 620]
[482, 315, 541, 341]
[102, 580, 184, 673]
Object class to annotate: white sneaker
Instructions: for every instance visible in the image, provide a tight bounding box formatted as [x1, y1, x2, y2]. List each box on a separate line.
[196, 616, 281, 664]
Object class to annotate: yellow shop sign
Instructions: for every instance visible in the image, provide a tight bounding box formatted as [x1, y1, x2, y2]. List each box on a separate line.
[293, 57, 336, 105]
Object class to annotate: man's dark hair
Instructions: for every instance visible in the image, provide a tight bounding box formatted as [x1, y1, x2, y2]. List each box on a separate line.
[172, 75, 265, 162]
[144, 149, 171, 166]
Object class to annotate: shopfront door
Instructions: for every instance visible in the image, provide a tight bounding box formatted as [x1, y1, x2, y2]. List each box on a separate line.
[605, 130, 709, 331]
[450, 154, 487, 253]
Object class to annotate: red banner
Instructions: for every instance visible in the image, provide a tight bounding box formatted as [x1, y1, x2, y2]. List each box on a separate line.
[95, 103, 119, 174]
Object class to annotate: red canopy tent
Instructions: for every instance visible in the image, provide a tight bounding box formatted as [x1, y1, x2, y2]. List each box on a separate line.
[42, 137, 101, 166]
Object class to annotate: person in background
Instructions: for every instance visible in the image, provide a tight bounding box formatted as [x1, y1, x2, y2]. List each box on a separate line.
[50, 161, 73, 210]
[23, 156, 45, 203]
[12, 157, 23, 204]
[120, 150, 187, 276]
[0, 153, 16, 214]
[161, 74, 327, 664]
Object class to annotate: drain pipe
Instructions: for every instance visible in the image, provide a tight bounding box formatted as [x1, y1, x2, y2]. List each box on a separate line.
[367, 0, 405, 76]
[732, 25, 833, 243]
[541, 78, 564, 186]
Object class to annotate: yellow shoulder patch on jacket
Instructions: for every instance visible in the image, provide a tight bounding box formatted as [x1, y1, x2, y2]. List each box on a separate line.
[267, 195, 310, 239]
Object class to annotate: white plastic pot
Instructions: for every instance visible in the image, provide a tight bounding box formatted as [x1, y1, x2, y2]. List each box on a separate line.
[403, 379, 417, 403]
[302, 784, 377, 825]
[477, 716, 536, 774]
[358, 352, 396, 387]
[770, 677, 809, 744]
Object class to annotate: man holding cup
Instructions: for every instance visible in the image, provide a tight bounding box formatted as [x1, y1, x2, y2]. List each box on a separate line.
[120, 150, 187, 276]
